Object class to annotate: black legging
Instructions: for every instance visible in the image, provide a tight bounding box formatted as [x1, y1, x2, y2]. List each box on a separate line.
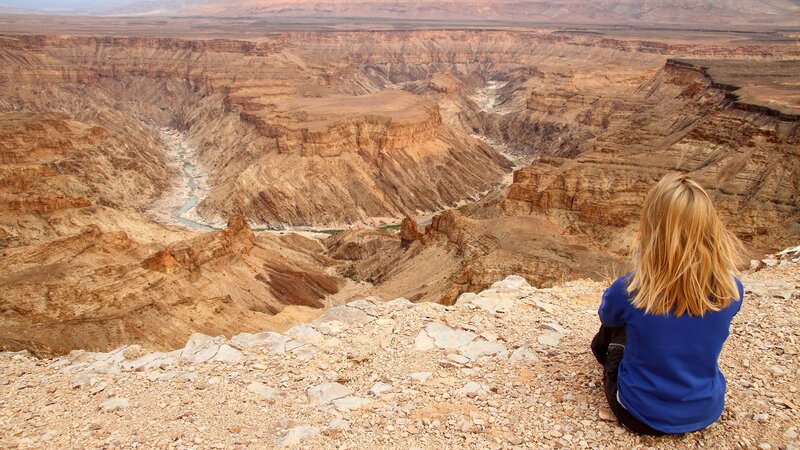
[591, 325, 667, 436]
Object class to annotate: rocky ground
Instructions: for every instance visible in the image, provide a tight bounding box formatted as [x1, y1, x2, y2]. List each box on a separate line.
[1, 250, 798, 449]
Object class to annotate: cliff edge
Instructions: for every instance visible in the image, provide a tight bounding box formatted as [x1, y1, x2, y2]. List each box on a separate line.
[1, 249, 798, 449]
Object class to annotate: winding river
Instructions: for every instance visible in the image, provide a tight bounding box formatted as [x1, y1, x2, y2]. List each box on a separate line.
[155, 81, 521, 233]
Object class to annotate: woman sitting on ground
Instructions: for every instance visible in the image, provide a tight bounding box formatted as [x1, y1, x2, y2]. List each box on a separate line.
[592, 172, 744, 435]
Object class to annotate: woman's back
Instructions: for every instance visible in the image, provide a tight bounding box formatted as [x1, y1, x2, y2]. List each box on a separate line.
[600, 274, 743, 433]
[592, 172, 744, 435]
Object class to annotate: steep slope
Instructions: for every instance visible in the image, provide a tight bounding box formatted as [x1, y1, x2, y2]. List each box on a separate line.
[327, 211, 623, 304]
[502, 59, 800, 254]
[0, 216, 344, 356]
[1, 253, 796, 448]
[0, 34, 512, 228]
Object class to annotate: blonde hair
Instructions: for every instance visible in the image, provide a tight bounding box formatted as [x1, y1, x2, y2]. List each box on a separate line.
[628, 172, 742, 316]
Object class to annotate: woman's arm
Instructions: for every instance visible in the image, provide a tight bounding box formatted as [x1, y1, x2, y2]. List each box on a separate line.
[598, 276, 629, 327]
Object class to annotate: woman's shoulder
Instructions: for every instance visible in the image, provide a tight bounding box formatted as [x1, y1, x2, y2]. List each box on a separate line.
[605, 272, 634, 299]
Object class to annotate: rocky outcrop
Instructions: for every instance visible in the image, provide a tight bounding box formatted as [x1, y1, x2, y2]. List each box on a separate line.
[502, 58, 800, 253]
[399, 216, 422, 247]
[2, 260, 797, 448]
[0, 221, 343, 356]
[328, 209, 622, 305]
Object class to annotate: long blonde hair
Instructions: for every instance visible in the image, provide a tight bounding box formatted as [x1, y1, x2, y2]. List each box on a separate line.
[627, 172, 742, 316]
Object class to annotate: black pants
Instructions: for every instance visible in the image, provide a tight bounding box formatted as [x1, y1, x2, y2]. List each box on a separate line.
[591, 325, 666, 436]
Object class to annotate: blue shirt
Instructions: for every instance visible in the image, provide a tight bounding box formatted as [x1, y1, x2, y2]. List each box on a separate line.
[598, 274, 743, 434]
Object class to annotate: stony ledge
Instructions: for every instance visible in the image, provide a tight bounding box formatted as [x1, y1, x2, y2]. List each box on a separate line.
[1, 253, 798, 449]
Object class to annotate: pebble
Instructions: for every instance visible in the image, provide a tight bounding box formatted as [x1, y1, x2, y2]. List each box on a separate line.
[100, 397, 129, 412]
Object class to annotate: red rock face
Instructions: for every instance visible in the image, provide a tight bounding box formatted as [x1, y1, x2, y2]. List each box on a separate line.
[1, 24, 798, 356]
[504, 60, 800, 253]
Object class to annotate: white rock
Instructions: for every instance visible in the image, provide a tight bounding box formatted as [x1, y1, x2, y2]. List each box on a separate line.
[307, 382, 352, 406]
[472, 296, 515, 314]
[410, 372, 433, 384]
[368, 382, 392, 396]
[537, 331, 562, 347]
[285, 324, 324, 345]
[89, 382, 107, 395]
[456, 292, 479, 305]
[181, 333, 218, 361]
[459, 340, 507, 361]
[121, 352, 174, 372]
[328, 418, 350, 431]
[101, 397, 129, 412]
[784, 427, 798, 440]
[332, 396, 371, 412]
[458, 381, 487, 398]
[510, 347, 539, 364]
[490, 275, 530, 291]
[211, 345, 243, 364]
[384, 297, 414, 312]
[753, 413, 770, 422]
[769, 365, 786, 376]
[247, 382, 279, 402]
[413, 330, 436, 351]
[278, 425, 320, 448]
[314, 305, 375, 327]
[531, 300, 557, 315]
[231, 332, 290, 352]
[447, 354, 471, 365]
[541, 322, 568, 334]
[598, 408, 615, 421]
[424, 323, 477, 349]
[314, 320, 347, 336]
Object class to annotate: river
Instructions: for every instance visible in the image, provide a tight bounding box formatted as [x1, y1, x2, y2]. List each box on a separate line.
[153, 80, 522, 233]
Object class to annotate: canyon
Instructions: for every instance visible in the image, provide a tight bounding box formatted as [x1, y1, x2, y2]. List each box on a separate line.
[0, 18, 798, 356]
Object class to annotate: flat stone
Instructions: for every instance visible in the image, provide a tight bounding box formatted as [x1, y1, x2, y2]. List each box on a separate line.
[345, 297, 383, 316]
[472, 296, 515, 314]
[332, 396, 371, 413]
[413, 330, 436, 351]
[384, 297, 414, 312]
[424, 323, 477, 349]
[368, 382, 392, 396]
[458, 381, 487, 398]
[121, 352, 173, 372]
[314, 320, 347, 336]
[598, 408, 616, 421]
[328, 418, 350, 430]
[490, 275, 530, 291]
[315, 305, 374, 327]
[285, 324, 324, 345]
[181, 333, 218, 360]
[447, 354, 471, 365]
[247, 382, 279, 402]
[456, 292, 479, 305]
[278, 425, 319, 448]
[89, 382, 107, 395]
[537, 331, 562, 347]
[410, 372, 433, 384]
[231, 332, 290, 353]
[210, 345, 243, 364]
[69, 372, 94, 389]
[526, 299, 557, 315]
[510, 347, 539, 364]
[541, 322, 568, 334]
[101, 397, 129, 412]
[307, 382, 352, 406]
[459, 340, 507, 361]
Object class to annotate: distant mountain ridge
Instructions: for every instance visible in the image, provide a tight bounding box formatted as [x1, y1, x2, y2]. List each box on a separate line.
[3, 0, 800, 26]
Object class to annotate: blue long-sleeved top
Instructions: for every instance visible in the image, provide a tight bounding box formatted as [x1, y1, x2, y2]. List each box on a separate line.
[599, 274, 743, 434]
